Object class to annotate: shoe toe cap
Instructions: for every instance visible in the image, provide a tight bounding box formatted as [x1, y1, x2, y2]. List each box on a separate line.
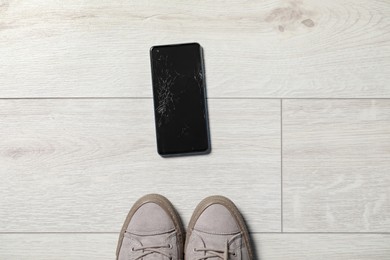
[194, 204, 240, 234]
[127, 202, 175, 234]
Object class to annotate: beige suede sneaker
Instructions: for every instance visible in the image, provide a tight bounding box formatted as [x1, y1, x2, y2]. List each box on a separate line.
[185, 196, 253, 260]
[117, 194, 184, 260]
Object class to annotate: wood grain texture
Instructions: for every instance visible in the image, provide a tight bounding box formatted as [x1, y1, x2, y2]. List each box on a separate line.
[283, 100, 390, 232]
[257, 233, 390, 260]
[0, 99, 281, 232]
[0, 0, 389, 98]
[0, 234, 117, 259]
[1, 233, 390, 259]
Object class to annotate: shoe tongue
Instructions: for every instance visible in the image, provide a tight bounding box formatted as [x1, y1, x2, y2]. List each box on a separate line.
[137, 232, 169, 245]
[144, 253, 166, 260]
[193, 230, 242, 251]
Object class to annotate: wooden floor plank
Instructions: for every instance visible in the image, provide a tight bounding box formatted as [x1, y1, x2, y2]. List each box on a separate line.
[0, 99, 281, 232]
[1, 233, 389, 259]
[283, 99, 390, 232]
[0, 0, 389, 98]
[257, 233, 390, 260]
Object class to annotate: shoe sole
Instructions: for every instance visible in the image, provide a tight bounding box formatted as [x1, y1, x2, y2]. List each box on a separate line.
[116, 194, 185, 260]
[185, 195, 254, 260]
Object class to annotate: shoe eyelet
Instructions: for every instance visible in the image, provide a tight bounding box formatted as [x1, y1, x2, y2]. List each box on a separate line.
[131, 247, 135, 251]
[168, 244, 173, 249]
[193, 248, 197, 252]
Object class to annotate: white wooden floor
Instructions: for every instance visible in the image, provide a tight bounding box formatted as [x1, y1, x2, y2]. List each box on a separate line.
[1, 0, 390, 259]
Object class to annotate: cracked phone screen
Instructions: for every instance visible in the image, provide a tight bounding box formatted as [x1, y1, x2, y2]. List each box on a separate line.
[150, 43, 210, 156]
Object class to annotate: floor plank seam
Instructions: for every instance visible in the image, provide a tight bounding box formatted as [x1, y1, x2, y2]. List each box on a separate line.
[280, 98, 283, 233]
[1, 97, 390, 100]
[1, 232, 390, 235]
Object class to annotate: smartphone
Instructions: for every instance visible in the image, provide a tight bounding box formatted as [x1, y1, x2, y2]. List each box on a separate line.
[150, 42, 210, 157]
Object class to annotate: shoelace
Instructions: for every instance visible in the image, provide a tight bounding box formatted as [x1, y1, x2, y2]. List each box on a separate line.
[194, 240, 234, 260]
[124, 232, 174, 260]
[132, 244, 173, 260]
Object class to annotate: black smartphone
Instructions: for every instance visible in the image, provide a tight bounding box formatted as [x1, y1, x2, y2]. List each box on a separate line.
[150, 42, 210, 157]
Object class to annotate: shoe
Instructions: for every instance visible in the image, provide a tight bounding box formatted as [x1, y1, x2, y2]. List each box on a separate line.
[116, 194, 184, 260]
[185, 196, 253, 260]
